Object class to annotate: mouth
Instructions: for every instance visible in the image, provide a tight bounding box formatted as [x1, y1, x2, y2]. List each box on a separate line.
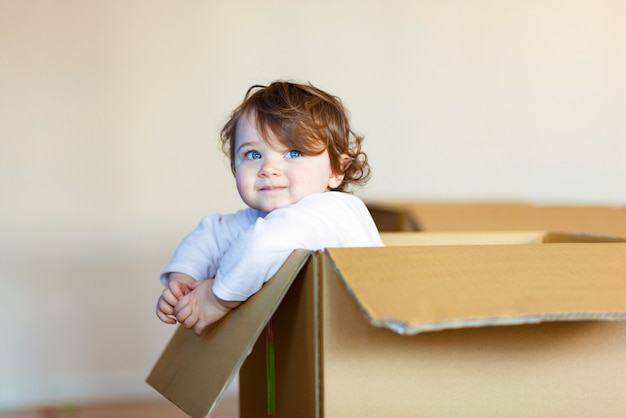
[259, 185, 287, 192]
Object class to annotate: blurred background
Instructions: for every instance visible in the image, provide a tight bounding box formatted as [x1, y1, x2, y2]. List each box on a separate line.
[1, 0, 625, 413]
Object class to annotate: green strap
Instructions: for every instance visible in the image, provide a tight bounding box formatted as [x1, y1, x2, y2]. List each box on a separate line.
[266, 319, 276, 416]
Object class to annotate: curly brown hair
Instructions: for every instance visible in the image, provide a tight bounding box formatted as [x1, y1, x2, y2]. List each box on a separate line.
[220, 81, 370, 192]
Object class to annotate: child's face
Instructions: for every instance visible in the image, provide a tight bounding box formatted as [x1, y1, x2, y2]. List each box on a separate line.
[234, 112, 344, 213]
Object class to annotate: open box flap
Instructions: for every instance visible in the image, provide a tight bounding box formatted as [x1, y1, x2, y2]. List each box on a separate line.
[380, 230, 626, 247]
[366, 201, 626, 237]
[146, 249, 312, 417]
[326, 241, 626, 335]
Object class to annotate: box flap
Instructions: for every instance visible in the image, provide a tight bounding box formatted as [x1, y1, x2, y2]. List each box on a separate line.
[381, 230, 548, 246]
[326, 241, 626, 335]
[381, 231, 626, 246]
[366, 201, 626, 237]
[146, 249, 311, 417]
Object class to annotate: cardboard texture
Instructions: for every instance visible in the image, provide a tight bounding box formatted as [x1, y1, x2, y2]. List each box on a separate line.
[146, 249, 311, 418]
[330, 242, 626, 334]
[148, 232, 626, 417]
[367, 201, 626, 237]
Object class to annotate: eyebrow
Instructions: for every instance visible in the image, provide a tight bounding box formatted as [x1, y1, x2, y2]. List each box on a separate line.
[236, 139, 289, 154]
[235, 141, 260, 154]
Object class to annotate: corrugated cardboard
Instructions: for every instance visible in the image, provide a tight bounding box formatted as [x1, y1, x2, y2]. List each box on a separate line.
[146, 249, 311, 418]
[147, 231, 626, 417]
[367, 201, 626, 237]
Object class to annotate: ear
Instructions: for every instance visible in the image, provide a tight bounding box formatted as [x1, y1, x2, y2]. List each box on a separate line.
[328, 154, 352, 189]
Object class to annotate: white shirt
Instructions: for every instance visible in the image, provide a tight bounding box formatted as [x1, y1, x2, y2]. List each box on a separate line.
[161, 192, 383, 301]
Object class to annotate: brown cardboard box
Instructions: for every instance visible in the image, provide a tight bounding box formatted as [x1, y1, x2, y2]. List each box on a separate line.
[147, 231, 626, 417]
[367, 201, 626, 237]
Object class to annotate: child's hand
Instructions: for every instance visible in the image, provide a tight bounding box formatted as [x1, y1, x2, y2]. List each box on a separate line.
[174, 279, 238, 336]
[156, 273, 195, 324]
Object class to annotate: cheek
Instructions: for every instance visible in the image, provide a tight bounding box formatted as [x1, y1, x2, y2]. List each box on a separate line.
[234, 169, 250, 193]
[317, 159, 335, 182]
[235, 173, 256, 206]
[236, 168, 248, 183]
[301, 161, 334, 189]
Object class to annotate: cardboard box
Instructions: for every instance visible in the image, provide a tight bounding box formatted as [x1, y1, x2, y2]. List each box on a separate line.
[367, 201, 626, 237]
[147, 231, 626, 417]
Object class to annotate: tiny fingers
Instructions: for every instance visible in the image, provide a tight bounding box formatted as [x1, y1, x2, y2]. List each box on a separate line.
[181, 311, 198, 331]
[161, 289, 179, 306]
[157, 296, 175, 313]
[169, 280, 189, 299]
[156, 301, 177, 324]
[187, 279, 204, 289]
[156, 311, 177, 324]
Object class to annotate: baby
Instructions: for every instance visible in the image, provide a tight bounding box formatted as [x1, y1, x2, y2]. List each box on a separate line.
[156, 81, 383, 335]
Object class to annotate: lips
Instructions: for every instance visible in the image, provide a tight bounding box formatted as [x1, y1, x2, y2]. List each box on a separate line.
[259, 185, 287, 192]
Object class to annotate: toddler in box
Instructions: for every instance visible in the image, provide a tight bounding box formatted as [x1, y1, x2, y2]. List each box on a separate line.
[156, 81, 383, 335]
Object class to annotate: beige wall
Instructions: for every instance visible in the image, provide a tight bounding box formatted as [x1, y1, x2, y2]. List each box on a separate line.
[1, 0, 625, 409]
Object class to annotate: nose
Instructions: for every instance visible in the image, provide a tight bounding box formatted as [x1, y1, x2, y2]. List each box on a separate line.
[259, 158, 281, 177]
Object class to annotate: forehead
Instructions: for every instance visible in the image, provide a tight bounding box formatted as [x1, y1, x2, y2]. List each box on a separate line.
[235, 111, 283, 150]
[235, 111, 258, 142]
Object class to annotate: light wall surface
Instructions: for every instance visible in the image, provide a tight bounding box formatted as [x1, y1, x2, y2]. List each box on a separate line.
[1, 0, 625, 410]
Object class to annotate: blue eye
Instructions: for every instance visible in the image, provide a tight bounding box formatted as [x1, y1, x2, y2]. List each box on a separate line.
[286, 150, 302, 159]
[245, 150, 262, 160]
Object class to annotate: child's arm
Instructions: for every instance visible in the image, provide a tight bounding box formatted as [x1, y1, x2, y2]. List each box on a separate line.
[159, 210, 261, 287]
[174, 279, 242, 335]
[156, 272, 195, 324]
[211, 193, 382, 303]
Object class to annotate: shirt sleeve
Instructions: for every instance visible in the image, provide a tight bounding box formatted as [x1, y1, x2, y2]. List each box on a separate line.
[210, 213, 298, 301]
[212, 192, 383, 301]
[159, 208, 262, 286]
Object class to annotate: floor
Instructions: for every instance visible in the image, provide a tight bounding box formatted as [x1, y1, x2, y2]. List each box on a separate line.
[0, 396, 238, 418]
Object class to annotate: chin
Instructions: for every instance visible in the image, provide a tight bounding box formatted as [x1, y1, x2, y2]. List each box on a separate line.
[260, 201, 293, 213]
[245, 196, 298, 213]
[262, 205, 284, 213]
